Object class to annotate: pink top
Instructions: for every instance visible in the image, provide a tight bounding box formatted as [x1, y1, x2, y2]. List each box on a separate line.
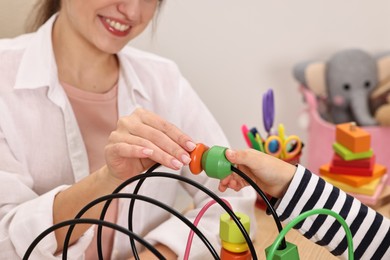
[62, 82, 118, 259]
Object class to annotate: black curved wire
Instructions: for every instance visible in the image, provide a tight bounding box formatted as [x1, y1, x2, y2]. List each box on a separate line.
[93, 170, 257, 259]
[232, 165, 287, 249]
[23, 218, 165, 260]
[97, 163, 160, 260]
[62, 193, 219, 259]
[126, 163, 159, 260]
[62, 162, 282, 259]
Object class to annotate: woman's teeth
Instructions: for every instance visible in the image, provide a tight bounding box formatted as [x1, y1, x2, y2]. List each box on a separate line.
[105, 18, 130, 32]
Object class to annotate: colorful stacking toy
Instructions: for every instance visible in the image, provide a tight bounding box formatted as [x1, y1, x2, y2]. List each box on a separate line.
[219, 212, 251, 260]
[319, 122, 388, 204]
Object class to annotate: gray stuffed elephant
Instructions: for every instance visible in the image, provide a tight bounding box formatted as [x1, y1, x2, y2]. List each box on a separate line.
[293, 49, 380, 126]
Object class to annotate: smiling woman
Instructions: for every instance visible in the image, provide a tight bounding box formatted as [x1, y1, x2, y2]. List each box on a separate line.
[0, 0, 257, 259]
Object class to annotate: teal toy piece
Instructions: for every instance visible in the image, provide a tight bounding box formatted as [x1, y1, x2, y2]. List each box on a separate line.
[201, 146, 232, 179]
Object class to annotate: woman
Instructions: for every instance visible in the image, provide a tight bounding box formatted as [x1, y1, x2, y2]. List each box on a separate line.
[0, 0, 256, 259]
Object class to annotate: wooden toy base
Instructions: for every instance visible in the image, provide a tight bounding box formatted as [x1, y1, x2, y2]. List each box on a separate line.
[322, 174, 389, 206]
[370, 185, 390, 210]
[322, 175, 382, 196]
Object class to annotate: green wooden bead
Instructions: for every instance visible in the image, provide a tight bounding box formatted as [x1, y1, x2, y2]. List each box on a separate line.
[265, 241, 300, 260]
[219, 212, 250, 244]
[201, 146, 231, 179]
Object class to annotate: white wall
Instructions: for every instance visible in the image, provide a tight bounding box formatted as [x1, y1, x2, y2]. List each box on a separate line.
[0, 0, 37, 37]
[130, 0, 390, 164]
[2, 0, 390, 165]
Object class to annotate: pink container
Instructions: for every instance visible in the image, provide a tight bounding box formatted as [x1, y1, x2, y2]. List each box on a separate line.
[301, 87, 390, 185]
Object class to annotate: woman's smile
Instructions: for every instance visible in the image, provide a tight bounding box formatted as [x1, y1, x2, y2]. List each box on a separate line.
[99, 15, 132, 37]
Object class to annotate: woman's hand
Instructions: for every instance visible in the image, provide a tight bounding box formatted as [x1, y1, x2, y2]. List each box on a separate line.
[219, 149, 296, 198]
[104, 108, 196, 182]
[54, 108, 196, 251]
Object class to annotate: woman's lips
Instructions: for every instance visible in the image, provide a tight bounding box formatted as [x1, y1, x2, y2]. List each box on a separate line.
[99, 16, 132, 37]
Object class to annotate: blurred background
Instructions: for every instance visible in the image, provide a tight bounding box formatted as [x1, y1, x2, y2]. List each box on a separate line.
[2, 0, 390, 165]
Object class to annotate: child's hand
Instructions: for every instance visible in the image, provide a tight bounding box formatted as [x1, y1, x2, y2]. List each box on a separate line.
[219, 148, 297, 198]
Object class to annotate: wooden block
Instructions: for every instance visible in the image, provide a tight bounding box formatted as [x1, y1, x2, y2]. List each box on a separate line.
[332, 153, 375, 168]
[335, 122, 371, 153]
[329, 163, 374, 176]
[319, 164, 386, 187]
[322, 175, 382, 196]
[333, 142, 373, 161]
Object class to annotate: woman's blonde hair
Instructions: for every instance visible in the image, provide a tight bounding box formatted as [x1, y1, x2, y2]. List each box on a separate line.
[27, 0, 61, 32]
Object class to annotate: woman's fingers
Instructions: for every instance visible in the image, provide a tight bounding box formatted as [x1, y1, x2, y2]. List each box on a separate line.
[104, 143, 153, 176]
[108, 128, 190, 170]
[127, 108, 196, 152]
[106, 108, 197, 175]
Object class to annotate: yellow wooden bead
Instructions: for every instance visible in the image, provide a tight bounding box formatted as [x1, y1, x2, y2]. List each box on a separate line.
[221, 240, 249, 253]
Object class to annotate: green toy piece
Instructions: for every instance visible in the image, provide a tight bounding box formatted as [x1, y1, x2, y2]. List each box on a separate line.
[265, 241, 300, 260]
[333, 142, 373, 161]
[201, 146, 232, 179]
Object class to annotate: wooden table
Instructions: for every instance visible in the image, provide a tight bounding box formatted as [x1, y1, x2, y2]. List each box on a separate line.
[252, 186, 390, 259]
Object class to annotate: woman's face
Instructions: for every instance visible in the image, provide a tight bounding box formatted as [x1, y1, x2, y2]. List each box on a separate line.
[58, 0, 160, 53]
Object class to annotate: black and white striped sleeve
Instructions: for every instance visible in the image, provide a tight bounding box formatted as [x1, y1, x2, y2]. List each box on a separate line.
[274, 164, 390, 259]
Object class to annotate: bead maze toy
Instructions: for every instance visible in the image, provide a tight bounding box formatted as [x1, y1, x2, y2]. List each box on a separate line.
[319, 122, 388, 206]
[24, 143, 355, 260]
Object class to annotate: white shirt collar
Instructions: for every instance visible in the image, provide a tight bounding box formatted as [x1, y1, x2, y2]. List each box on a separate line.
[14, 15, 56, 90]
[13, 13, 151, 102]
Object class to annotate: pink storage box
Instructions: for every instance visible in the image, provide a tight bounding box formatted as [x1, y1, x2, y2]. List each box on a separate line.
[301, 87, 390, 185]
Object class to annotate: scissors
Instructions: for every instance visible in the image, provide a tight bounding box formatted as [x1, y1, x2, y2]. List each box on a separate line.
[264, 124, 302, 160]
[262, 89, 275, 136]
[241, 89, 302, 159]
[240, 89, 274, 152]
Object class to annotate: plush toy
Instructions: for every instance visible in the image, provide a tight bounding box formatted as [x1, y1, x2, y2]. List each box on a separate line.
[293, 49, 390, 126]
[370, 52, 390, 126]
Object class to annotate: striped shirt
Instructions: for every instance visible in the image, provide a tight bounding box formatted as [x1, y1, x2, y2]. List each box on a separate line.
[275, 164, 390, 259]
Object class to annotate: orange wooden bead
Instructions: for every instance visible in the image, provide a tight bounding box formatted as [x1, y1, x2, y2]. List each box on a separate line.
[189, 143, 209, 174]
[220, 247, 251, 260]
